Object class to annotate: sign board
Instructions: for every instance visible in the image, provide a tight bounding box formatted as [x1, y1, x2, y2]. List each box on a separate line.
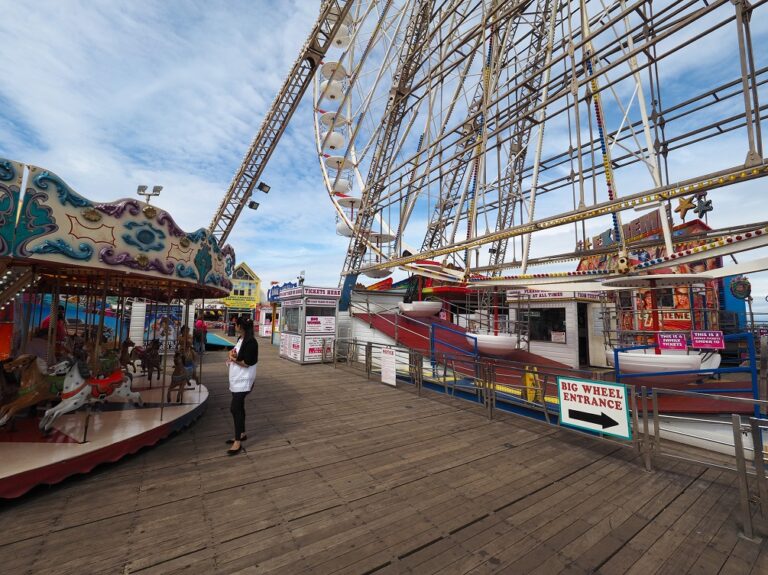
[550, 331, 566, 343]
[280, 288, 304, 299]
[657, 332, 687, 351]
[510, 289, 601, 302]
[557, 377, 631, 440]
[304, 287, 341, 297]
[221, 293, 259, 309]
[690, 330, 725, 349]
[381, 347, 396, 386]
[305, 315, 336, 334]
[280, 333, 301, 361]
[305, 298, 338, 306]
[304, 336, 333, 361]
[280, 286, 342, 300]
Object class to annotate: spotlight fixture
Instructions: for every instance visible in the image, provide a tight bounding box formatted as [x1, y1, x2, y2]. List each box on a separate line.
[257, 182, 270, 194]
[248, 201, 260, 210]
[137, 184, 162, 204]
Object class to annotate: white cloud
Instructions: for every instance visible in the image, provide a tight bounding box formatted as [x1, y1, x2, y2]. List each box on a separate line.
[2, 0, 767, 299]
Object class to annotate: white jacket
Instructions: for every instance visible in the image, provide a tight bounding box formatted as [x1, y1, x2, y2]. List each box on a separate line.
[228, 339, 257, 392]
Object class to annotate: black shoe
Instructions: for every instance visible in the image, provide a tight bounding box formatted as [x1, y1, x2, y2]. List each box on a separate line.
[226, 446, 243, 456]
[225, 434, 247, 444]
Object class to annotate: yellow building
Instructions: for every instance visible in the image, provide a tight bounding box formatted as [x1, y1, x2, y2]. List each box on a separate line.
[222, 263, 261, 316]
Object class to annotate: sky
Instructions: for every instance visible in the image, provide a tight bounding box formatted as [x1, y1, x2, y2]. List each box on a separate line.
[0, 0, 348, 290]
[1, 0, 767, 311]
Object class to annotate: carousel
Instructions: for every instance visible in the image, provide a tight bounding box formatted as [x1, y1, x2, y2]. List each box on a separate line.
[0, 159, 235, 498]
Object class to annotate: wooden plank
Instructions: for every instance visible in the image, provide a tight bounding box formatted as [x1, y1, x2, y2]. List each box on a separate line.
[1, 345, 761, 575]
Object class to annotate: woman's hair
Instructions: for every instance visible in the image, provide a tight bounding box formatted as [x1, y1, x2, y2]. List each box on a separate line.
[236, 316, 255, 340]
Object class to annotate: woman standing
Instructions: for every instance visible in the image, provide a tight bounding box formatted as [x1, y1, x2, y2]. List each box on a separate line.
[226, 316, 258, 455]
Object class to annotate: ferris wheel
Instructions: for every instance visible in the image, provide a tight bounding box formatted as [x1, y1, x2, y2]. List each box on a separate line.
[309, 0, 767, 293]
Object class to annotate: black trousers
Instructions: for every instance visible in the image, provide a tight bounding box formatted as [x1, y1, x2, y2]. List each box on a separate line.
[230, 391, 250, 440]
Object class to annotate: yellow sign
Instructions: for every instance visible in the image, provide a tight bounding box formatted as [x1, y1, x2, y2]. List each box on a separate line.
[222, 294, 259, 308]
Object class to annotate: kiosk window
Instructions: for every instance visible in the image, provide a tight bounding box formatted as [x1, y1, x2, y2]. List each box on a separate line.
[282, 306, 300, 333]
[521, 308, 566, 342]
[306, 306, 335, 317]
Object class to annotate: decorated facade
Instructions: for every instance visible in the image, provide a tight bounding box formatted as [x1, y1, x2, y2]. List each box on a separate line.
[221, 263, 261, 310]
[0, 159, 235, 298]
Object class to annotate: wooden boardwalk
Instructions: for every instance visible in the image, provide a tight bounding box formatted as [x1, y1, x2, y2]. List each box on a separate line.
[1, 343, 767, 574]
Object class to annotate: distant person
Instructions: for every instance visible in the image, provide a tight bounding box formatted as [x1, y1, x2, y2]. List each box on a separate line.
[225, 317, 258, 455]
[194, 315, 207, 354]
[40, 305, 69, 360]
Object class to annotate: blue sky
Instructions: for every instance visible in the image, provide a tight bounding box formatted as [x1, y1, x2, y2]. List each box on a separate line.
[0, 0, 348, 289]
[2, 1, 768, 311]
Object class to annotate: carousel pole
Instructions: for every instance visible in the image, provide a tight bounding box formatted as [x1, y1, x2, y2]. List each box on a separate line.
[114, 282, 124, 348]
[94, 274, 108, 361]
[35, 288, 45, 334]
[160, 292, 171, 422]
[21, 272, 37, 353]
[84, 279, 91, 335]
[152, 298, 159, 342]
[46, 279, 60, 364]
[198, 295, 205, 402]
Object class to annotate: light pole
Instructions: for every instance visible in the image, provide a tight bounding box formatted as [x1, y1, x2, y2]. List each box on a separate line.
[137, 185, 163, 204]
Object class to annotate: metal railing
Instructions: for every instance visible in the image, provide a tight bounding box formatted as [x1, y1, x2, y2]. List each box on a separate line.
[330, 334, 768, 538]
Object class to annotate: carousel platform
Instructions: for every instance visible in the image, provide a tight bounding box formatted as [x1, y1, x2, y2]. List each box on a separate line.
[0, 382, 207, 499]
[206, 332, 235, 347]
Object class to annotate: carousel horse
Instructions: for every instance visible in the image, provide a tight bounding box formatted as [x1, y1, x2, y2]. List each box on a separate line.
[128, 339, 162, 381]
[177, 336, 198, 381]
[118, 337, 135, 370]
[39, 360, 143, 431]
[167, 351, 194, 403]
[0, 355, 66, 427]
[0, 358, 20, 407]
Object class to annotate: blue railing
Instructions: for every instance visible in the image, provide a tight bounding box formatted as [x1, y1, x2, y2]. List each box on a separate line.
[614, 332, 760, 417]
[429, 323, 478, 377]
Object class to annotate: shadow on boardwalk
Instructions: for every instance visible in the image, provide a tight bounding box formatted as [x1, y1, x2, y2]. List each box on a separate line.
[0, 344, 767, 574]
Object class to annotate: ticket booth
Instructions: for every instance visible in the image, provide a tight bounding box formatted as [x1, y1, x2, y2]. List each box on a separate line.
[278, 286, 340, 364]
[255, 305, 278, 338]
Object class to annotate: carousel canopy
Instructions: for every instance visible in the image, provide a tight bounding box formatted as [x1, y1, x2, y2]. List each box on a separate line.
[0, 159, 235, 299]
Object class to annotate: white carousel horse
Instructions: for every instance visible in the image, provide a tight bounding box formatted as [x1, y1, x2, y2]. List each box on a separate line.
[39, 360, 143, 431]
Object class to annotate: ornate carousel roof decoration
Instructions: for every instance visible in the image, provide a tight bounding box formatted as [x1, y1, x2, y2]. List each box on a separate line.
[0, 159, 235, 297]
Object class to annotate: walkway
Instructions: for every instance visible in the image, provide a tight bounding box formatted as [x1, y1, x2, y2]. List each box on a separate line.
[1, 344, 767, 574]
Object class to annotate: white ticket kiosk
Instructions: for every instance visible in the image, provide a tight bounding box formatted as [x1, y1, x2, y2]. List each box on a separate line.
[278, 286, 340, 364]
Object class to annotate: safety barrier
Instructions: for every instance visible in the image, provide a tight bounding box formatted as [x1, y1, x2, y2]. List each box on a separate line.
[331, 335, 768, 538]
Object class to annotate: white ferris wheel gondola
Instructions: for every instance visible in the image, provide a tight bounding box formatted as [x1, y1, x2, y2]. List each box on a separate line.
[325, 156, 355, 171]
[319, 111, 349, 128]
[398, 301, 442, 317]
[362, 268, 392, 279]
[320, 61, 349, 81]
[335, 194, 362, 208]
[332, 25, 352, 50]
[331, 177, 351, 194]
[367, 231, 396, 243]
[465, 333, 519, 355]
[335, 219, 355, 237]
[319, 80, 344, 102]
[321, 131, 345, 151]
